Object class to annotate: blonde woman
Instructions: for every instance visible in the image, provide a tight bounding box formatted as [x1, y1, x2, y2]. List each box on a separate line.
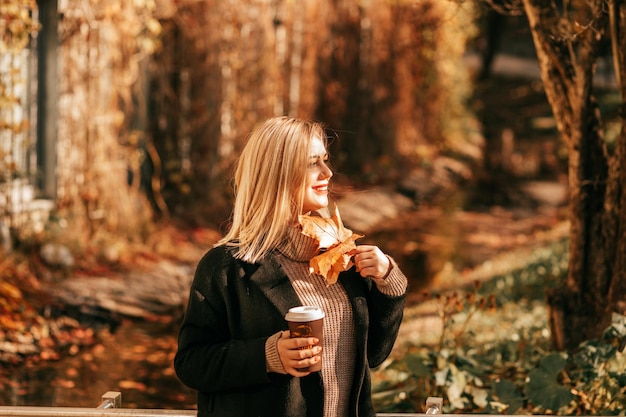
[174, 116, 407, 417]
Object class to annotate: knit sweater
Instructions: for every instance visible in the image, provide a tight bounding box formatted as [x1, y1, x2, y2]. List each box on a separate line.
[266, 227, 407, 417]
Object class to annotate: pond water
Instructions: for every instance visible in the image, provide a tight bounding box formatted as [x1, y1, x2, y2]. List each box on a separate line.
[1, 319, 196, 410]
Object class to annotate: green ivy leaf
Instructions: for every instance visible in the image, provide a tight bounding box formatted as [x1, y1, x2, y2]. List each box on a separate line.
[526, 353, 576, 411]
[493, 379, 524, 414]
[573, 341, 614, 377]
[404, 353, 432, 378]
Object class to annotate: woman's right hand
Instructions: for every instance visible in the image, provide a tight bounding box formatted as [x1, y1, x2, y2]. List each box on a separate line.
[276, 331, 322, 377]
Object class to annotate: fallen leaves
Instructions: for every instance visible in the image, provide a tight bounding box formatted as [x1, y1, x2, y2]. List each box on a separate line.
[0, 281, 22, 299]
[119, 380, 147, 391]
[299, 206, 363, 285]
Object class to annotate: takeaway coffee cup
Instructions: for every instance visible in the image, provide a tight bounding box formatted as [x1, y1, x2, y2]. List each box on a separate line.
[285, 306, 324, 372]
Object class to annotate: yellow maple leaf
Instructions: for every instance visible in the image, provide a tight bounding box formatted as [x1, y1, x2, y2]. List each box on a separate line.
[299, 205, 353, 249]
[299, 206, 364, 285]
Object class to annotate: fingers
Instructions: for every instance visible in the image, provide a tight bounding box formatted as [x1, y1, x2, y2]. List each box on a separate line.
[277, 331, 322, 377]
[351, 245, 390, 279]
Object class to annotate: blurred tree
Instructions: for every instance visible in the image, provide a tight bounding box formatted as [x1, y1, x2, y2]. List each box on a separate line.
[54, 0, 161, 246]
[149, 0, 314, 225]
[317, 0, 479, 184]
[505, 0, 626, 351]
[149, 0, 480, 224]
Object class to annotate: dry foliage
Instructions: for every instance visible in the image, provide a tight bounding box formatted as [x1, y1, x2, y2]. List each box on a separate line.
[54, 0, 163, 247]
[0, 0, 40, 229]
[299, 206, 363, 285]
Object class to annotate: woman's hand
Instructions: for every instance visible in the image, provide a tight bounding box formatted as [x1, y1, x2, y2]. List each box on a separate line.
[350, 245, 391, 280]
[276, 331, 322, 377]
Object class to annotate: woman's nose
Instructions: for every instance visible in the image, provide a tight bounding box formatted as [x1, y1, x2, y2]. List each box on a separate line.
[321, 162, 333, 179]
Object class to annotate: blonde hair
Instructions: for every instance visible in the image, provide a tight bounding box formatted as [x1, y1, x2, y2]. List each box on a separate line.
[217, 116, 327, 263]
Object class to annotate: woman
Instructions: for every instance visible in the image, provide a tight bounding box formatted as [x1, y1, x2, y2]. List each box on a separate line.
[174, 116, 407, 417]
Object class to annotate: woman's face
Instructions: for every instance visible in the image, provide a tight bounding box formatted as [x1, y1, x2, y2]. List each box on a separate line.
[302, 136, 333, 214]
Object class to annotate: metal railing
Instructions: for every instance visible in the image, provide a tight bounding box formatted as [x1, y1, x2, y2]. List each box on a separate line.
[0, 392, 442, 417]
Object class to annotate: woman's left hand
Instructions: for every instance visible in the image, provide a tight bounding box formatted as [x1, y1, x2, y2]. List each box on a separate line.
[349, 245, 391, 280]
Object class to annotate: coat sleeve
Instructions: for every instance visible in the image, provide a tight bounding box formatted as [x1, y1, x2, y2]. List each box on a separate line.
[364, 264, 407, 368]
[173, 247, 276, 392]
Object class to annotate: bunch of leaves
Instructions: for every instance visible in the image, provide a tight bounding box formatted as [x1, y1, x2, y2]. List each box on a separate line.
[299, 205, 363, 285]
[0, 254, 97, 366]
[372, 280, 626, 415]
[1, 0, 39, 191]
[50, 0, 162, 245]
[563, 314, 626, 415]
[372, 282, 507, 412]
[516, 316, 626, 415]
[0, 0, 40, 53]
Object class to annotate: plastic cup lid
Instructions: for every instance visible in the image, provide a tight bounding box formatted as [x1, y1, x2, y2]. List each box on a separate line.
[285, 306, 325, 321]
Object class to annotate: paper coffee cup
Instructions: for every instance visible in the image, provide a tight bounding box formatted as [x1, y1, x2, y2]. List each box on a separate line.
[285, 306, 324, 372]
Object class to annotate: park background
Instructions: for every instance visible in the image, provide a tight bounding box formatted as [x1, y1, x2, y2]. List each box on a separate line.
[1, 0, 625, 415]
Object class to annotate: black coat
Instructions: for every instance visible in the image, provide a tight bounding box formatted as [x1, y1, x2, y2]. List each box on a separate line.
[174, 245, 406, 417]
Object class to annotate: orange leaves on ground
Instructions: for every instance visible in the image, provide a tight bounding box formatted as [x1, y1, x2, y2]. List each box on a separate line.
[119, 380, 147, 391]
[51, 378, 75, 388]
[299, 206, 363, 286]
[0, 313, 25, 331]
[0, 281, 23, 300]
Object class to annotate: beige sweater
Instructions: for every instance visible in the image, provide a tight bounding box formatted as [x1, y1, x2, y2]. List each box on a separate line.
[265, 227, 406, 417]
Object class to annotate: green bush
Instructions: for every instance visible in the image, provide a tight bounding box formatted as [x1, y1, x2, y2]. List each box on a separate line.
[372, 241, 626, 415]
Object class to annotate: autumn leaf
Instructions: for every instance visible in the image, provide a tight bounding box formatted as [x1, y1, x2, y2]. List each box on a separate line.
[300, 205, 354, 249]
[299, 206, 363, 285]
[309, 234, 363, 285]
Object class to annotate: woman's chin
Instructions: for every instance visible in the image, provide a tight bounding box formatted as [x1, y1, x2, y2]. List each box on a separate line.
[302, 201, 329, 214]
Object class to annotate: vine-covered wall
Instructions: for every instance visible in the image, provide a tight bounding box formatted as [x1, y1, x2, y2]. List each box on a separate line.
[0, 0, 40, 233]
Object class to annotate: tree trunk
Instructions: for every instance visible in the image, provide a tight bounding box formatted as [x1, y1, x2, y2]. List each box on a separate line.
[606, 0, 626, 316]
[522, 0, 624, 351]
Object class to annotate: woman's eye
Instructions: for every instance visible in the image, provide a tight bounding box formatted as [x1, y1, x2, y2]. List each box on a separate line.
[308, 156, 329, 167]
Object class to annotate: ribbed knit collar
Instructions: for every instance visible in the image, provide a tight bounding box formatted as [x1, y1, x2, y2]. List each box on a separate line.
[276, 226, 320, 262]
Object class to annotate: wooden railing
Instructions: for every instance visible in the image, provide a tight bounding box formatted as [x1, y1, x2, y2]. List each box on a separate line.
[0, 391, 442, 417]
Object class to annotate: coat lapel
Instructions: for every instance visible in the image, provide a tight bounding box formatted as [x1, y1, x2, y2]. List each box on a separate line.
[249, 254, 301, 317]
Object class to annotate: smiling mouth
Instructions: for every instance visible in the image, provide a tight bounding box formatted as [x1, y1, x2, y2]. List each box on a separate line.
[313, 185, 328, 193]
